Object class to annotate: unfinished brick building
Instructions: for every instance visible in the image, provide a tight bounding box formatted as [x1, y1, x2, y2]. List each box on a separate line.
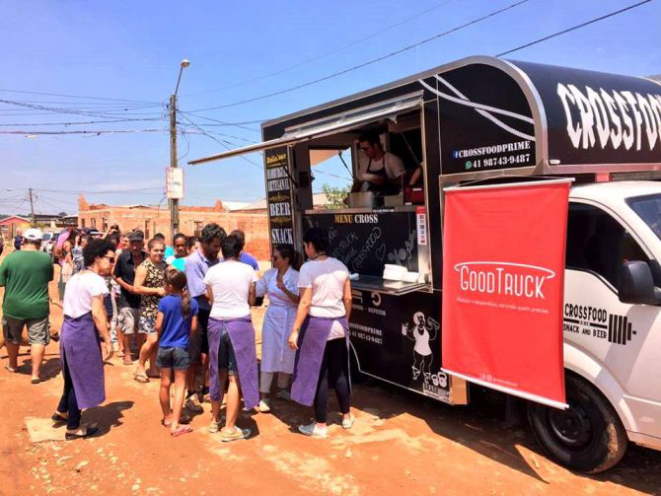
[77, 195, 270, 260]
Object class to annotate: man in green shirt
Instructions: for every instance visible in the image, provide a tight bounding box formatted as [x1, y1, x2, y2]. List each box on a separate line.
[0, 228, 54, 383]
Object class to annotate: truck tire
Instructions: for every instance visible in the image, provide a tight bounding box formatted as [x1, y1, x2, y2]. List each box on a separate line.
[528, 374, 628, 473]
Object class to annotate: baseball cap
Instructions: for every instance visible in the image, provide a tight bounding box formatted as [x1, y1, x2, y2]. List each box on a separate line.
[128, 230, 145, 242]
[24, 228, 44, 241]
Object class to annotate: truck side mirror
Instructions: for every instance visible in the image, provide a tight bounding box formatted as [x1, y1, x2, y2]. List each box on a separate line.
[618, 261, 659, 305]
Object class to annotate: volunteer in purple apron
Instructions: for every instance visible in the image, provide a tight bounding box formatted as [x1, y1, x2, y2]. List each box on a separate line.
[288, 228, 354, 439]
[204, 234, 258, 442]
[256, 244, 299, 413]
[52, 238, 115, 440]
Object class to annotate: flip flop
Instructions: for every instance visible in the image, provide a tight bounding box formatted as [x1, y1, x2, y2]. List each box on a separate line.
[134, 373, 149, 383]
[171, 425, 193, 437]
[4, 364, 18, 373]
[65, 425, 99, 440]
[161, 418, 173, 428]
[122, 358, 133, 366]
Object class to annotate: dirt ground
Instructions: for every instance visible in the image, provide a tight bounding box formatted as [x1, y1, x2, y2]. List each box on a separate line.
[1, 264, 661, 496]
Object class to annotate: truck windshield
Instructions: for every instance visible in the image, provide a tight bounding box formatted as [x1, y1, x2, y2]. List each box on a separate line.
[628, 194, 661, 241]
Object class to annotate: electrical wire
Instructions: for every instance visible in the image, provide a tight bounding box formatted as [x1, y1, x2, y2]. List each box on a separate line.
[183, 0, 454, 97]
[0, 88, 160, 105]
[34, 187, 164, 195]
[178, 113, 264, 170]
[0, 118, 164, 127]
[186, 0, 529, 113]
[495, 0, 653, 56]
[177, 110, 261, 133]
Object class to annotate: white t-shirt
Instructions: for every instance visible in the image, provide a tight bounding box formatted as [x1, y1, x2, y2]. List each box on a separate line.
[63, 271, 109, 319]
[298, 257, 349, 340]
[204, 260, 258, 319]
[358, 152, 406, 191]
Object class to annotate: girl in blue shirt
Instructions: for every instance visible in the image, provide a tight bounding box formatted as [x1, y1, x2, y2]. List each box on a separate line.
[156, 267, 199, 436]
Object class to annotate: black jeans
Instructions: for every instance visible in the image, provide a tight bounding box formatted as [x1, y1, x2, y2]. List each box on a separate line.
[314, 338, 351, 423]
[57, 352, 81, 430]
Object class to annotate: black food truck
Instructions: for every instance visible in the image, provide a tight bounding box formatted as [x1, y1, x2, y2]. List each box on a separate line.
[191, 56, 661, 473]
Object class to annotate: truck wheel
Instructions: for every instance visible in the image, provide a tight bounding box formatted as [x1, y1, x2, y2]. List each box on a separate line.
[528, 374, 628, 473]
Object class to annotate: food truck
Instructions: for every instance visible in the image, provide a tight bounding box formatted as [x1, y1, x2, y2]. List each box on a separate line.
[191, 56, 661, 473]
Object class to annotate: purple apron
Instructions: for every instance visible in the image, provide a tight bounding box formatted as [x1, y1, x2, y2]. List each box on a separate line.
[207, 317, 259, 410]
[60, 313, 106, 409]
[291, 316, 351, 407]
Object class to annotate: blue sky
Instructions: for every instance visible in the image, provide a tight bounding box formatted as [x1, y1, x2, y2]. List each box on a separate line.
[1, 0, 659, 214]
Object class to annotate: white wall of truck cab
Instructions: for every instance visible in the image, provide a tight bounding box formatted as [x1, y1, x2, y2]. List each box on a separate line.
[565, 181, 661, 450]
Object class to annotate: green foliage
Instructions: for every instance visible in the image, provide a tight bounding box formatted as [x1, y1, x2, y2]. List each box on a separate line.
[321, 184, 350, 209]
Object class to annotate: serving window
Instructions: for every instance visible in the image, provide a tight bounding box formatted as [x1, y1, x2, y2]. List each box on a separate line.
[294, 108, 431, 292]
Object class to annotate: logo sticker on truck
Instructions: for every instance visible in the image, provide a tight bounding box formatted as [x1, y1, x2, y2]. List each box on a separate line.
[563, 303, 637, 345]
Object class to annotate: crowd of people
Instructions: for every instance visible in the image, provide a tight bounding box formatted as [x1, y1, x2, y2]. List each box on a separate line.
[1, 222, 353, 442]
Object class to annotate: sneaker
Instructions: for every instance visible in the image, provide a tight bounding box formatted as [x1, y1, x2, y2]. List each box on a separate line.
[342, 414, 355, 430]
[185, 394, 204, 413]
[275, 389, 291, 401]
[208, 419, 221, 434]
[221, 427, 251, 443]
[298, 422, 328, 439]
[258, 399, 271, 413]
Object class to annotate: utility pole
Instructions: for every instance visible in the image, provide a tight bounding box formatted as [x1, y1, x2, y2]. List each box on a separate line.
[169, 94, 179, 239]
[28, 188, 36, 227]
[168, 59, 190, 240]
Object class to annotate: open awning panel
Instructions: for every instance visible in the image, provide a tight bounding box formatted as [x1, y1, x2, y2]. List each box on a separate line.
[189, 92, 422, 166]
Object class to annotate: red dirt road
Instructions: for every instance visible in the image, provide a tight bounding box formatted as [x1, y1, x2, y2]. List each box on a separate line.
[1, 273, 661, 495]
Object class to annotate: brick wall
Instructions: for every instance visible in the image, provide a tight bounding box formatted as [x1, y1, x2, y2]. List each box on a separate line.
[78, 197, 271, 260]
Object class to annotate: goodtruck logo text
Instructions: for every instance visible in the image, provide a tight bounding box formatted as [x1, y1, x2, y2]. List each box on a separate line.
[455, 262, 555, 300]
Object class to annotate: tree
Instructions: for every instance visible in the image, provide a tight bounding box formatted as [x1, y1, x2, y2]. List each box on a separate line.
[321, 184, 350, 209]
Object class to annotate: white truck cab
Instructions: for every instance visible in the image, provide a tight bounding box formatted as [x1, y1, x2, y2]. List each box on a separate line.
[528, 181, 661, 471]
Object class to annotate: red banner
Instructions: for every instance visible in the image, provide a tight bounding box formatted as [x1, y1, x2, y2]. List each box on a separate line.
[441, 180, 570, 408]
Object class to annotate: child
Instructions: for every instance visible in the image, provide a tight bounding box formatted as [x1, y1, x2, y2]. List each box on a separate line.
[156, 267, 199, 436]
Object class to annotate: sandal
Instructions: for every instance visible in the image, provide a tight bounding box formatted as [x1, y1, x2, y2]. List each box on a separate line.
[171, 425, 193, 437]
[4, 364, 18, 373]
[161, 418, 173, 428]
[65, 424, 99, 440]
[122, 358, 133, 366]
[134, 373, 149, 383]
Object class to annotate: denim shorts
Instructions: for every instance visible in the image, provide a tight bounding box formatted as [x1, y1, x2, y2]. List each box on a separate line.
[157, 346, 190, 370]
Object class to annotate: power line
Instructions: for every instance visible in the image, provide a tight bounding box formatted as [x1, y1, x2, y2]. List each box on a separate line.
[177, 110, 261, 133]
[178, 113, 263, 170]
[35, 187, 164, 195]
[0, 99, 165, 119]
[0, 117, 164, 127]
[186, 0, 529, 113]
[0, 88, 159, 105]
[183, 0, 454, 97]
[495, 0, 653, 57]
[0, 129, 168, 136]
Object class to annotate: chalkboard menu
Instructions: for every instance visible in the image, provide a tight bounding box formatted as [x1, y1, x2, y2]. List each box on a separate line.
[303, 211, 418, 276]
[265, 148, 295, 245]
